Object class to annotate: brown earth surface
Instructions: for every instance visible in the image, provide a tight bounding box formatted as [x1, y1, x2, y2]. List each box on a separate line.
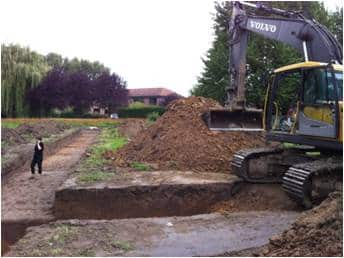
[260, 191, 343, 257]
[111, 97, 265, 172]
[1, 128, 27, 146]
[15, 120, 70, 139]
[117, 118, 147, 140]
[2, 130, 98, 221]
[1, 120, 71, 151]
[210, 184, 301, 213]
[1, 130, 99, 254]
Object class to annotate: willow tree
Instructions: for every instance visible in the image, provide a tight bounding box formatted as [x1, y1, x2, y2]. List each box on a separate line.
[1, 44, 50, 117]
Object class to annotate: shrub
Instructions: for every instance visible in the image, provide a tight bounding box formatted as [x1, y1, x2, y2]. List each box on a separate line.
[118, 104, 165, 118]
[146, 111, 160, 122]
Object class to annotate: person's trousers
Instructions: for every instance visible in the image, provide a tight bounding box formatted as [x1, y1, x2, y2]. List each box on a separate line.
[31, 157, 43, 174]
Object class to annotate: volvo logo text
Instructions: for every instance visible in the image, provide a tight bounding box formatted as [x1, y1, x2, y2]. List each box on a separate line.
[250, 21, 277, 33]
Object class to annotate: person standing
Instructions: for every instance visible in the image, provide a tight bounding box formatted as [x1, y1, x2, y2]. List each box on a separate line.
[31, 137, 44, 176]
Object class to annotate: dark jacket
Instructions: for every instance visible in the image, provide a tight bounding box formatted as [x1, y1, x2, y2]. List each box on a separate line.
[33, 142, 44, 159]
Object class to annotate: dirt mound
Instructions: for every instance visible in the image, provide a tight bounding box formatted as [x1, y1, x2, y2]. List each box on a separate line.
[16, 120, 70, 139]
[117, 119, 146, 140]
[1, 128, 27, 145]
[261, 191, 343, 256]
[112, 96, 265, 172]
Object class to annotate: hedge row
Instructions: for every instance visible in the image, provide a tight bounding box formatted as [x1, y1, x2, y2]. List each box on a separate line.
[118, 106, 165, 118]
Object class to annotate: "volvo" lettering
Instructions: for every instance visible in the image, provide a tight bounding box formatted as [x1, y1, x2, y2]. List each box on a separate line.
[250, 21, 277, 33]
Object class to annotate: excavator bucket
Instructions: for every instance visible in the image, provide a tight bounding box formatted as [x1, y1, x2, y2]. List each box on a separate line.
[203, 108, 263, 131]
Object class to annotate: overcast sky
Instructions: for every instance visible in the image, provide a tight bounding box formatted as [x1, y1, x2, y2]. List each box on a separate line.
[1, 0, 342, 96]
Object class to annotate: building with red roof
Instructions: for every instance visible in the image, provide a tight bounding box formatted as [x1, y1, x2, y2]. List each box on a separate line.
[128, 87, 182, 106]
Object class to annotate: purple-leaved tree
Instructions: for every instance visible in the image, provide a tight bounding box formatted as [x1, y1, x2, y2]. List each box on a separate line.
[28, 67, 128, 117]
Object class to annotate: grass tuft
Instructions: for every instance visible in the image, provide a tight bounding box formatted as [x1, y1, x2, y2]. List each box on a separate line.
[130, 162, 151, 171]
[111, 240, 134, 251]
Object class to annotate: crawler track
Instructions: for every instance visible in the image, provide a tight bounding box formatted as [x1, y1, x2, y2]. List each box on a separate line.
[283, 157, 342, 208]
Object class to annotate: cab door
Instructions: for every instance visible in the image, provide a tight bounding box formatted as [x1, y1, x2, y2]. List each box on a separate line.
[298, 68, 336, 138]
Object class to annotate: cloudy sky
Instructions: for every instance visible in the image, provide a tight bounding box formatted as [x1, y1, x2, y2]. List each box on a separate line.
[1, 0, 342, 96]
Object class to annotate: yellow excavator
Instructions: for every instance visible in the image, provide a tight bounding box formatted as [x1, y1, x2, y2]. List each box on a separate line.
[205, 2, 343, 208]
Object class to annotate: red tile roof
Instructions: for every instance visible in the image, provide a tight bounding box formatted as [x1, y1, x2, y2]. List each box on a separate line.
[128, 88, 179, 97]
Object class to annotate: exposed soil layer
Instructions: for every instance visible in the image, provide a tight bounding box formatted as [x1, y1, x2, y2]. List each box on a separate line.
[6, 212, 299, 257]
[260, 191, 343, 257]
[210, 184, 301, 213]
[111, 97, 265, 172]
[1, 130, 99, 255]
[54, 171, 242, 219]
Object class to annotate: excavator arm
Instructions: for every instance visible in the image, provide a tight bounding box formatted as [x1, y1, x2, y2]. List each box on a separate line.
[227, 1, 342, 110]
[207, 1, 342, 131]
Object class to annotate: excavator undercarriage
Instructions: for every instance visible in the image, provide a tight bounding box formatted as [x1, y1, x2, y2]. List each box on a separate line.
[205, 1, 343, 209]
[232, 146, 342, 208]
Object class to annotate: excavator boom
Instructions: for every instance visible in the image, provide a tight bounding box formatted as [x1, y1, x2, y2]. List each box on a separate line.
[207, 1, 343, 131]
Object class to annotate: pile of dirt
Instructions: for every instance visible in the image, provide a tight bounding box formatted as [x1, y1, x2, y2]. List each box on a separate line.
[2, 121, 71, 154]
[1, 128, 27, 145]
[111, 96, 265, 172]
[261, 191, 343, 256]
[15, 120, 70, 139]
[117, 119, 146, 140]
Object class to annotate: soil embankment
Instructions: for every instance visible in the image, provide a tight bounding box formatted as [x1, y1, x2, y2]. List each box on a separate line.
[261, 191, 342, 257]
[54, 171, 242, 219]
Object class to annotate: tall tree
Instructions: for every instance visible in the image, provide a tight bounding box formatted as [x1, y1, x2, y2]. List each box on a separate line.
[1, 44, 50, 117]
[29, 67, 128, 116]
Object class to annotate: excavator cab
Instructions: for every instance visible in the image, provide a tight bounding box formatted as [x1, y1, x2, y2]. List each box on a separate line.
[265, 62, 343, 149]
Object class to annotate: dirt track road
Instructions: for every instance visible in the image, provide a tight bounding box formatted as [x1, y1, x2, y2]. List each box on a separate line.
[1, 130, 98, 222]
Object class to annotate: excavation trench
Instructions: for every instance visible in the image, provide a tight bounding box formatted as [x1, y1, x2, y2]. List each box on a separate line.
[54, 171, 243, 219]
[2, 124, 301, 256]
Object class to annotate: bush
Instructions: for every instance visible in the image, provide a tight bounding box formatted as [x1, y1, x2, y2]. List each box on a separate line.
[146, 111, 160, 122]
[118, 104, 165, 118]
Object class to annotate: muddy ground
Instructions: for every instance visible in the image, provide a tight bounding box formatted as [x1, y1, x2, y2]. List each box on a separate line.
[2, 116, 342, 257]
[1, 129, 99, 254]
[6, 212, 299, 257]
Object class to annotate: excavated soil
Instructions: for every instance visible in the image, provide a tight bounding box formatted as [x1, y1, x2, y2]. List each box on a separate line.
[260, 191, 343, 257]
[210, 184, 301, 213]
[117, 118, 147, 140]
[1, 128, 27, 146]
[111, 97, 265, 172]
[2, 120, 71, 152]
[15, 120, 70, 139]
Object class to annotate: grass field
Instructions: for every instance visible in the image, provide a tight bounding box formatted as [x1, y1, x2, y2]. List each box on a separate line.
[1, 118, 121, 128]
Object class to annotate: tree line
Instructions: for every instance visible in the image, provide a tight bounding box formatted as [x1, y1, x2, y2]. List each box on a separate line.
[191, 2, 343, 107]
[1, 44, 127, 117]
